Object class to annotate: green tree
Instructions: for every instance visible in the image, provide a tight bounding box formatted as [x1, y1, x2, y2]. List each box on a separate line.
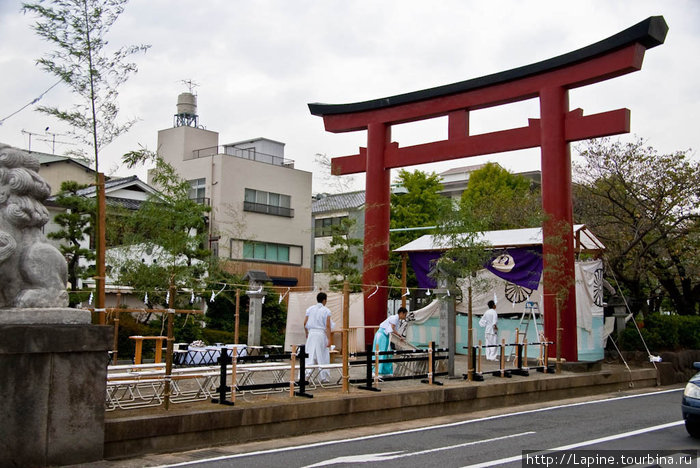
[47, 180, 95, 291]
[390, 169, 451, 294]
[22, 0, 149, 173]
[23, 0, 149, 309]
[113, 149, 211, 295]
[460, 162, 542, 230]
[432, 199, 493, 379]
[574, 137, 700, 315]
[327, 217, 363, 291]
[390, 169, 451, 249]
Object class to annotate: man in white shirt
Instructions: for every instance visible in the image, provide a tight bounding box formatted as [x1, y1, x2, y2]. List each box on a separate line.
[479, 300, 499, 361]
[304, 292, 332, 382]
[372, 307, 408, 376]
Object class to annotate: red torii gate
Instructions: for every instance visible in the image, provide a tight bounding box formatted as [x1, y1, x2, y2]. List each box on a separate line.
[309, 16, 667, 361]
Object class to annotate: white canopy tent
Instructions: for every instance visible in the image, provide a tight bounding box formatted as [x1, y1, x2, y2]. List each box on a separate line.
[394, 224, 605, 254]
[393, 225, 609, 361]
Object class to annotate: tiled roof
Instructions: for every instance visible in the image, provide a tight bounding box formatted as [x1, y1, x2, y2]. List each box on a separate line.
[34, 152, 93, 171]
[312, 191, 365, 214]
[439, 164, 488, 176]
[75, 175, 140, 197]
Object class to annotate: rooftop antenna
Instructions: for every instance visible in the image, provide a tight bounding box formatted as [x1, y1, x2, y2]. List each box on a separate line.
[174, 79, 200, 128]
[21, 129, 41, 152]
[180, 79, 199, 95]
[22, 127, 74, 154]
[42, 127, 74, 154]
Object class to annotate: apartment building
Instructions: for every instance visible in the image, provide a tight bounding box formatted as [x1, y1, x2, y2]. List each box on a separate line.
[311, 191, 365, 288]
[155, 93, 313, 287]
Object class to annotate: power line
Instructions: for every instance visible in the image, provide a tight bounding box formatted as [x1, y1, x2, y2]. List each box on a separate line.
[0, 79, 62, 126]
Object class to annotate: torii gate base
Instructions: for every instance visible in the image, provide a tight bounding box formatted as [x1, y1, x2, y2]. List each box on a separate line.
[309, 17, 667, 362]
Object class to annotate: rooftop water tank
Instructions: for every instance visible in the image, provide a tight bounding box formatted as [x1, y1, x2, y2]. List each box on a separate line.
[176, 92, 197, 115]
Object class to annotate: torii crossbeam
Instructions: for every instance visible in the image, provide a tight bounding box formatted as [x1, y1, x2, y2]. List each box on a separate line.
[309, 16, 667, 361]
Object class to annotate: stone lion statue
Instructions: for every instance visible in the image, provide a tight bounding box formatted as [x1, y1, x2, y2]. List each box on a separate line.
[0, 143, 68, 308]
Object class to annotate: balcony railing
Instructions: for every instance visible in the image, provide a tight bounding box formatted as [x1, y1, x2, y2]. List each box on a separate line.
[189, 197, 210, 206]
[244, 201, 294, 218]
[191, 145, 295, 168]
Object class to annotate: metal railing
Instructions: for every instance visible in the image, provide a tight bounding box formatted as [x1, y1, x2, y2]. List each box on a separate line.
[191, 145, 295, 168]
[244, 201, 294, 218]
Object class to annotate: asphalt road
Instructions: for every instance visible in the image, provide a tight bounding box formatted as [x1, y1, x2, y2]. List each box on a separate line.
[148, 387, 699, 468]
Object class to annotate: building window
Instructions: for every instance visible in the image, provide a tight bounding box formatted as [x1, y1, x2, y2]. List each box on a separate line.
[314, 254, 329, 273]
[188, 178, 206, 204]
[314, 216, 347, 237]
[244, 188, 293, 217]
[242, 241, 290, 263]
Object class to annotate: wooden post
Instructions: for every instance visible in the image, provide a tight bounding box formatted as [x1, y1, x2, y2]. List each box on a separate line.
[477, 339, 482, 374]
[133, 337, 143, 365]
[154, 337, 164, 363]
[96, 172, 106, 325]
[231, 353, 237, 404]
[290, 345, 297, 397]
[513, 327, 520, 368]
[234, 289, 240, 345]
[523, 338, 529, 369]
[466, 284, 473, 381]
[164, 284, 176, 410]
[427, 342, 434, 385]
[500, 338, 506, 378]
[112, 315, 120, 365]
[401, 253, 407, 309]
[556, 297, 562, 374]
[342, 280, 350, 393]
[374, 343, 380, 386]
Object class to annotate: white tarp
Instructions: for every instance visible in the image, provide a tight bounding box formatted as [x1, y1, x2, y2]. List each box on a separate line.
[284, 291, 365, 352]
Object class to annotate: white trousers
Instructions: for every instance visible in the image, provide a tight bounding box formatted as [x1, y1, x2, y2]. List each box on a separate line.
[485, 333, 499, 361]
[305, 329, 330, 381]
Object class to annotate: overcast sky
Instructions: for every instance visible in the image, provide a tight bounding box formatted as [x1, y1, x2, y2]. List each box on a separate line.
[1, 1, 698, 193]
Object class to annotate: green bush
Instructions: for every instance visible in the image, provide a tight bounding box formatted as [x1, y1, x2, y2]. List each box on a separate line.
[619, 314, 700, 351]
[201, 328, 238, 345]
[677, 316, 700, 349]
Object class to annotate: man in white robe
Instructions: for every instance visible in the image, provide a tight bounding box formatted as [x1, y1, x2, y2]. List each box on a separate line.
[304, 292, 332, 382]
[479, 300, 499, 361]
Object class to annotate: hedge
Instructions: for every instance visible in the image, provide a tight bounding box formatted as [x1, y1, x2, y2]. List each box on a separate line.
[619, 313, 700, 351]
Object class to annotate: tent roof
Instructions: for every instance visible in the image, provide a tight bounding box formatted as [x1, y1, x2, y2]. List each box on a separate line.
[394, 224, 605, 253]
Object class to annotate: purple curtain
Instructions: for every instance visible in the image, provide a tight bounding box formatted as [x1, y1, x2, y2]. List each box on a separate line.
[408, 247, 543, 290]
[408, 251, 442, 289]
[484, 247, 542, 290]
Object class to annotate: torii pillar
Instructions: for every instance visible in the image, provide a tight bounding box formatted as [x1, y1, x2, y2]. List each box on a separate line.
[309, 17, 667, 360]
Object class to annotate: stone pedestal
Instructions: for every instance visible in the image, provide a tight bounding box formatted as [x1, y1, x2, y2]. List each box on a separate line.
[0, 310, 112, 467]
[247, 291, 266, 346]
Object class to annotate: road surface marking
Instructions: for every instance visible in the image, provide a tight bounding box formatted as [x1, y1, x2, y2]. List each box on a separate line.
[302, 431, 536, 467]
[156, 388, 682, 467]
[460, 420, 684, 468]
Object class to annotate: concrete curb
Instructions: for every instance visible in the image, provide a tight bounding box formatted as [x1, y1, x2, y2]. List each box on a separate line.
[104, 367, 657, 460]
